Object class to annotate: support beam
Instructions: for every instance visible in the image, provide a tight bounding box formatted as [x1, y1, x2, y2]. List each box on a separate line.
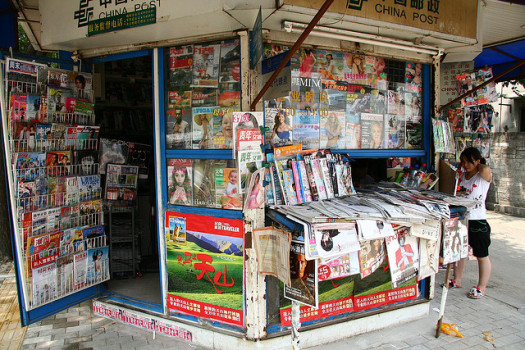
[249, 0, 335, 111]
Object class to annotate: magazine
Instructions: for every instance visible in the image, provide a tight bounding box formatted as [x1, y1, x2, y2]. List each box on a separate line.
[318, 252, 360, 281]
[169, 45, 193, 90]
[266, 108, 293, 148]
[105, 164, 139, 201]
[312, 222, 360, 259]
[244, 168, 265, 210]
[166, 215, 187, 245]
[384, 114, 406, 149]
[76, 125, 100, 150]
[418, 235, 441, 280]
[253, 227, 291, 285]
[238, 149, 264, 195]
[127, 142, 152, 179]
[320, 111, 345, 149]
[343, 53, 368, 84]
[192, 159, 216, 207]
[442, 217, 468, 265]
[83, 226, 105, 249]
[165, 106, 192, 149]
[385, 227, 419, 288]
[192, 43, 220, 87]
[46, 151, 72, 177]
[406, 114, 423, 150]
[263, 166, 275, 206]
[219, 39, 241, 85]
[360, 113, 385, 149]
[73, 251, 88, 289]
[57, 254, 74, 294]
[191, 87, 217, 107]
[192, 106, 214, 149]
[32, 262, 58, 305]
[213, 167, 241, 209]
[320, 79, 347, 111]
[292, 109, 320, 150]
[79, 199, 103, 217]
[78, 175, 102, 202]
[346, 84, 371, 115]
[73, 150, 98, 175]
[212, 107, 238, 149]
[317, 50, 344, 81]
[86, 246, 109, 284]
[167, 159, 193, 206]
[98, 139, 128, 174]
[232, 111, 263, 154]
[284, 240, 318, 308]
[358, 238, 386, 279]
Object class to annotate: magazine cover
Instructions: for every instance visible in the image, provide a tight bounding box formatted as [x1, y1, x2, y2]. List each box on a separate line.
[17, 181, 35, 212]
[387, 84, 406, 115]
[105, 164, 139, 202]
[32, 263, 58, 305]
[320, 111, 345, 149]
[263, 166, 275, 206]
[385, 227, 419, 288]
[76, 125, 100, 150]
[318, 252, 360, 281]
[418, 235, 441, 280]
[406, 114, 423, 149]
[384, 114, 406, 149]
[369, 88, 386, 115]
[10, 93, 27, 121]
[83, 226, 105, 249]
[47, 87, 74, 115]
[192, 106, 214, 149]
[167, 159, 193, 206]
[56, 254, 74, 294]
[64, 176, 79, 207]
[219, 39, 241, 85]
[191, 87, 217, 107]
[343, 53, 368, 84]
[346, 84, 371, 115]
[86, 246, 109, 284]
[166, 215, 186, 245]
[169, 45, 193, 90]
[78, 175, 102, 201]
[99, 139, 128, 174]
[212, 107, 238, 149]
[127, 142, 152, 179]
[405, 90, 422, 117]
[192, 159, 216, 207]
[73, 150, 98, 175]
[66, 71, 93, 101]
[317, 50, 344, 81]
[291, 48, 319, 78]
[335, 162, 355, 196]
[285, 240, 318, 308]
[73, 251, 88, 289]
[405, 62, 423, 92]
[267, 108, 293, 148]
[46, 151, 72, 177]
[442, 217, 468, 265]
[312, 222, 360, 259]
[320, 79, 347, 111]
[215, 167, 242, 210]
[367, 56, 388, 90]
[14, 152, 46, 180]
[60, 204, 79, 230]
[293, 109, 320, 150]
[165, 107, 192, 149]
[358, 238, 386, 279]
[244, 168, 265, 210]
[35, 176, 49, 209]
[360, 113, 385, 149]
[238, 149, 264, 195]
[232, 111, 263, 154]
[79, 198, 103, 217]
[192, 43, 220, 87]
[274, 158, 297, 205]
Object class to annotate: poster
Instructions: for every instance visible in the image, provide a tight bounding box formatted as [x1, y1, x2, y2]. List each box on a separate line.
[165, 212, 244, 326]
[284, 240, 318, 308]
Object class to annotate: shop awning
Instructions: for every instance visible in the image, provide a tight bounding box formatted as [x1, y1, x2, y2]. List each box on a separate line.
[474, 39, 525, 82]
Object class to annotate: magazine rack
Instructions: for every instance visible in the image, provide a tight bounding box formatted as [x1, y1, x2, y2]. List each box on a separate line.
[2, 58, 109, 311]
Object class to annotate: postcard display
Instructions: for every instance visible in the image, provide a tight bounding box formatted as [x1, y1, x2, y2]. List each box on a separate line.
[3, 58, 108, 309]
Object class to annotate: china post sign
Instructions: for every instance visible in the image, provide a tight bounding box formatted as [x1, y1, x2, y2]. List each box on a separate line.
[87, 7, 156, 36]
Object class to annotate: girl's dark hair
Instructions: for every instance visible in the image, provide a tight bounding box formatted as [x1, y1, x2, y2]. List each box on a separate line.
[460, 147, 486, 165]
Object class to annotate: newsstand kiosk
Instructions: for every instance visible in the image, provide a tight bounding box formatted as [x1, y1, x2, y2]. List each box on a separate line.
[2, 1, 482, 348]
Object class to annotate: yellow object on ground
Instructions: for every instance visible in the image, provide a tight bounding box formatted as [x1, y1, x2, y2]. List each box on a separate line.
[437, 322, 464, 338]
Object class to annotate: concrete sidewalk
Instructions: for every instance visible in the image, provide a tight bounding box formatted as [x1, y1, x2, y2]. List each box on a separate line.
[15, 211, 525, 349]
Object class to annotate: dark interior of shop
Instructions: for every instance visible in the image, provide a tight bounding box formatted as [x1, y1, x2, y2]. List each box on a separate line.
[94, 55, 160, 304]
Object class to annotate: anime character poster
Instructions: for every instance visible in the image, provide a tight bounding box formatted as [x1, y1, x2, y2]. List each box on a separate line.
[165, 212, 244, 326]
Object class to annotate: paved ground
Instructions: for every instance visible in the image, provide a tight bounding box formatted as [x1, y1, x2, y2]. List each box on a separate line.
[9, 211, 525, 349]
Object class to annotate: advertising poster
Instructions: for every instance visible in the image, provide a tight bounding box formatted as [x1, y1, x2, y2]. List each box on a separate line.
[165, 212, 244, 326]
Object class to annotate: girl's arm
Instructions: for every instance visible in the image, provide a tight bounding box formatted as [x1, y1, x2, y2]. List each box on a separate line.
[478, 163, 492, 182]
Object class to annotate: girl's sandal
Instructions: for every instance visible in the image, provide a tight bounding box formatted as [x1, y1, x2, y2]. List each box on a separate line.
[468, 287, 485, 299]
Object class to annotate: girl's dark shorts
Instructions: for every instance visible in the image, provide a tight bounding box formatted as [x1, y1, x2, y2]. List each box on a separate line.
[468, 220, 491, 258]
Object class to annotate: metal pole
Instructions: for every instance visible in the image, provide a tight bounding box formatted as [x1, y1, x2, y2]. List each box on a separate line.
[249, 0, 335, 111]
